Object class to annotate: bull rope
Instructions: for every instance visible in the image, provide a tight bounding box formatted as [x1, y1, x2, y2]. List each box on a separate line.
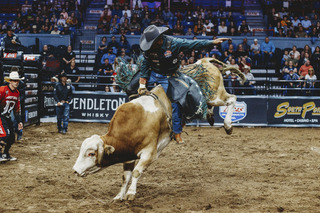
[74, 177, 110, 205]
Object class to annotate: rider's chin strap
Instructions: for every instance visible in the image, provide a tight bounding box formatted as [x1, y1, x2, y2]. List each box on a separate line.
[148, 92, 174, 140]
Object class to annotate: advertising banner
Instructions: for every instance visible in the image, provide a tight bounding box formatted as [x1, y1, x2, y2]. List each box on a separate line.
[210, 96, 268, 126]
[69, 92, 129, 123]
[268, 97, 320, 126]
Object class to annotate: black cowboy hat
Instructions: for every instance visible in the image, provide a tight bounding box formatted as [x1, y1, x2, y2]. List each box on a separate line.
[139, 25, 168, 51]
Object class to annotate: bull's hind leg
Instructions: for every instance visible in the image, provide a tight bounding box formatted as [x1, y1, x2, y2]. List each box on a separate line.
[223, 94, 237, 135]
[124, 148, 156, 201]
[208, 94, 236, 135]
[113, 160, 135, 201]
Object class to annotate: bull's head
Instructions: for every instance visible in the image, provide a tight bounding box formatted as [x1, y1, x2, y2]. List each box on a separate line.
[73, 135, 115, 177]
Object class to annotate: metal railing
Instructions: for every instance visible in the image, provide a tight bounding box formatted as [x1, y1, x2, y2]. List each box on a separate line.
[52, 74, 320, 96]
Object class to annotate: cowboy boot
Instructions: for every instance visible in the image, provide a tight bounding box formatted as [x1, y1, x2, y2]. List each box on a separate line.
[174, 133, 184, 144]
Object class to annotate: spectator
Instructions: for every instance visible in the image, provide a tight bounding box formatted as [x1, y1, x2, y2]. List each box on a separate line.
[60, 8, 69, 20]
[299, 52, 311, 66]
[282, 60, 298, 79]
[291, 16, 301, 32]
[301, 45, 312, 58]
[141, 14, 151, 30]
[118, 35, 130, 55]
[198, 27, 207, 36]
[222, 38, 236, 52]
[279, 7, 288, 19]
[30, 25, 38, 34]
[41, 44, 54, 58]
[60, 24, 71, 35]
[286, 52, 299, 68]
[274, 21, 283, 36]
[129, 17, 141, 35]
[235, 44, 248, 59]
[203, 19, 214, 36]
[299, 59, 313, 79]
[250, 38, 261, 65]
[289, 45, 301, 60]
[100, 47, 116, 64]
[62, 45, 76, 67]
[281, 49, 290, 67]
[301, 16, 312, 31]
[194, 20, 203, 35]
[51, 25, 61, 34]
[0, 71, 23, 161]
[295, 26, 308, 38]
[218, 21, 228, 35]
[97, 57, 113, 90]
[122, 5, 131, 19]
[107, 35, 120, 54]
[238, 20, 251, 35]
[284, 69, 300, 96]
[303, 67, 317, 95]
[65, 60, 80, 87]
[105, 85, 111, 92]
[132, 4, 143, 20]
[209, 43, 222, 58]
[151, 14, 164, 26]
[1, 26, 22, 53]
[309, 27, 318, 38]
[260, 37, 275, 65]
[57, 14, 66, 26]
[162, 7, 173, 23]
[311, 46, 320, 72]
[53, 72, 73, 134]
[185, 27, 194, 36]
[242, 65, 256, 95]
[120, 14, 130, 25]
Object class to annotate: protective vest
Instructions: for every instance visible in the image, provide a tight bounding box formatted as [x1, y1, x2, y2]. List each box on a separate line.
[144, 36, 180, 75]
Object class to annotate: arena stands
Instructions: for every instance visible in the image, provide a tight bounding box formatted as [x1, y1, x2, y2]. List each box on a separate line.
[0, 0, 319, 97]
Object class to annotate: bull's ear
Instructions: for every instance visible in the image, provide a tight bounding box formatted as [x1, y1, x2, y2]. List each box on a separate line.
[104, 145, 115, 155]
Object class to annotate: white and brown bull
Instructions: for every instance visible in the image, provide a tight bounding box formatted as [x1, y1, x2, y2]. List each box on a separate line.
[73, 85, 172, 201]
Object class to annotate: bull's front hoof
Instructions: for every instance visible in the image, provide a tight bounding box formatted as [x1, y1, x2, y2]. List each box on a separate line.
[124, 194, 135, 201]
[224, 126, 233, 135]
[206, 113, 215, 126]
[113, 194, 124, 202]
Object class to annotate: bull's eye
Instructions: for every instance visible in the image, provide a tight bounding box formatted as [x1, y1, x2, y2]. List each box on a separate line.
[88, 153, 95, 157]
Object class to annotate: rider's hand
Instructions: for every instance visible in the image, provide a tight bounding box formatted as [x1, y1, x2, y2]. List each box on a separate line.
[138, 87, 149, 95]
[213, 38, 229, 45]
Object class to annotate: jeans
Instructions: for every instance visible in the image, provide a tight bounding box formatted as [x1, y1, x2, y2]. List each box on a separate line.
[56, 103, 70, 131]
[11, 110, 22, 138]
[147, 71, 182, 134]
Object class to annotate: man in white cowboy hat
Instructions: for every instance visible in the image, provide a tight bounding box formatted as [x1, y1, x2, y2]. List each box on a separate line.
[138, 24, 228, 143]
[0, 71, 23, 162]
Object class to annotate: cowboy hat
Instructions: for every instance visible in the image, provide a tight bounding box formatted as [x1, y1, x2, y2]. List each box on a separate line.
[139, 25, 168, 51]
[6, 72, 24, 81]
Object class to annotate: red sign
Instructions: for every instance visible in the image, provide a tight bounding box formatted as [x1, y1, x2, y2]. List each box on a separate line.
[24, 55, 36, 61]
[3, 53, 17, 58]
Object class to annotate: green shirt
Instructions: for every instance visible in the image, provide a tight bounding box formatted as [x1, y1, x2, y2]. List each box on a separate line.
[140, 35, 213, 78]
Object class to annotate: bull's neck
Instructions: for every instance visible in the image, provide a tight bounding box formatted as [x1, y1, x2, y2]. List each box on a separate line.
[99, 134, 137, 166]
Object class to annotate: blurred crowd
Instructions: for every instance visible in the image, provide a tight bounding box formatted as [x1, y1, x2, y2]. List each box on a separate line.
[0, 0, 82, 35]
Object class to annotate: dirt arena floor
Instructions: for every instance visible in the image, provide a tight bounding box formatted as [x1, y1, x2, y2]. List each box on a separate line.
[1, 123, 320, 213]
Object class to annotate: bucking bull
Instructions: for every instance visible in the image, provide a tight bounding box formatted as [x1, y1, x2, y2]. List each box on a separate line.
[73, 57, 245, 201]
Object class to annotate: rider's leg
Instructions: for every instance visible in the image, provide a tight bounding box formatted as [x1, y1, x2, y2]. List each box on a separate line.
[172, 102, 183, 144]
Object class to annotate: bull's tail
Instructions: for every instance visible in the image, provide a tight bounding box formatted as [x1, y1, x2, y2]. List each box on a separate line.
[207, 58, 246, 85]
